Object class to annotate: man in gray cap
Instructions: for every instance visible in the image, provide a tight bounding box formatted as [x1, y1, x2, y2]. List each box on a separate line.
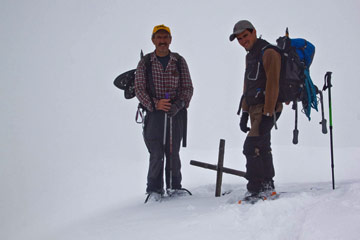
[230, 20, 283, 201]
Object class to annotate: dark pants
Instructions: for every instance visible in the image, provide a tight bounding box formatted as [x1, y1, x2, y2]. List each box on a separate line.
[143, 109, 185, 193]
[243, 111, 281, 193]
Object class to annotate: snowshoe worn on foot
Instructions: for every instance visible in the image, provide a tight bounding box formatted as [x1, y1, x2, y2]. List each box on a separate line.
[238, 192, 265, 204]
[166, 188, 192, 197]
[238, 190, 279, 204]
[144, 192, 162, 203]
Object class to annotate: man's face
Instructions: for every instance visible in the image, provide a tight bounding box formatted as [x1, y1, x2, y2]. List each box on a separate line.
[236, 29, 257, 51]
[152, 30, 172, 55]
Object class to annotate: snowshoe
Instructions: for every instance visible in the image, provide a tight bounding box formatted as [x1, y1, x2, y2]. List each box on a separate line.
[238, 191, 278, 204]
[144, 192, 163, 203]
[166, 188, 192, 197]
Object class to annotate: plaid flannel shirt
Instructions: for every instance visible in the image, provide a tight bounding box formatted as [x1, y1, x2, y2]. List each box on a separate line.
[134, 51, 193, 112]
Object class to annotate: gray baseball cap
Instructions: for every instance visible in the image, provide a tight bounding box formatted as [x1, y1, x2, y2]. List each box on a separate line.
[229, 20, 255, 41]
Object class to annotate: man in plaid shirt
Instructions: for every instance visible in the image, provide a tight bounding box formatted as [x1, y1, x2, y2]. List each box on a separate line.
[135, 24, 193, 200]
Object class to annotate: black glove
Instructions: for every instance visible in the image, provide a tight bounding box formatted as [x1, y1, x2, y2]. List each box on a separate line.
[259, 112, 281, 135]
[258, 115, 272, 135]
[239, 112, 250, 133]
[168, 100, 185, 117]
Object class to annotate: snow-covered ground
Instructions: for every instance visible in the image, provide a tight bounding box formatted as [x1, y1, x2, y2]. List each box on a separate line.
[46, 179, 360, 240]
[3, 145, 360, 240]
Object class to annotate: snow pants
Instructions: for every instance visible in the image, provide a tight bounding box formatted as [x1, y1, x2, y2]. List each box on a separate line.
[243, 104, 281, 193]
[143, 109, 185, 194]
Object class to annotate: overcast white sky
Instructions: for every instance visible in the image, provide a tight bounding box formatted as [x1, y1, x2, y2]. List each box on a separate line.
[1, 0, 359, 154]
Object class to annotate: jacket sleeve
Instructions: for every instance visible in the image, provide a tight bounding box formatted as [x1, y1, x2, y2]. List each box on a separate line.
[262, 48, 281, 116]
[178, 57, 194, 108]
[134, 58, 154, 112]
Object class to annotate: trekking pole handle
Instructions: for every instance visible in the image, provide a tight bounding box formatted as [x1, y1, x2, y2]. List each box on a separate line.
[326, 72, 332, 88]
[292, 101, 299, 145]
[292, 129, 299, 145]
[318, 90, 328, 134]
[321, 119, 328, 134]
[323, 72, 333, 91]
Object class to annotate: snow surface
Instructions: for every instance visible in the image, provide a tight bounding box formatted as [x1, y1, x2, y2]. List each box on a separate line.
[3, 145, 360, 240]
[1, 0, 360, 240]
[45, 180, 360, 240]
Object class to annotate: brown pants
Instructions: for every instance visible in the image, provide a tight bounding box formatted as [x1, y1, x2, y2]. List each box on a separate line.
[248, 103, 282, 137]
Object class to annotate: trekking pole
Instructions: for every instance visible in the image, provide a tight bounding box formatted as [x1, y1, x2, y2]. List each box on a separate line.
[169, 114, 173, 191]
[162, 93, 169, 191]
[323, 72, 335, 190]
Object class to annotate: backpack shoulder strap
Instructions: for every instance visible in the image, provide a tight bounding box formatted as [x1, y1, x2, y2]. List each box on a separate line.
[261, 44, 282, 56]
[143, 53, 156, 98]
[171, 52, 182, 74]
[142, 53, 156, 111]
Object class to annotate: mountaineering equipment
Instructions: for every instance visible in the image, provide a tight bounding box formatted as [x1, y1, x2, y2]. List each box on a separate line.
[113, 69, 136, 99]
[144, 192, 162, 203]
[144, 188, 192, 203]
[323, 72, 335, 190]
[163, 93, 171, 191]
[274, 28, 328, 144]
[319, 90, 328, 134]
[292, 101, 299, 144]
[190, 139, 246, 197]
[237, 28, 327, 144]
[169, 113, 173, 190]
[162, 93, 192, 198]
[238, 191, 279, 205]
[114, 50, 156, 124]
[273, 28, 316, 110]
[113, 50, 150, 123]
[113, 51, 145, 100]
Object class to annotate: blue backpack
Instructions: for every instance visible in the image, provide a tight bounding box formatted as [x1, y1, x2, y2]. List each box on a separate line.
[267, 29, 317, 120]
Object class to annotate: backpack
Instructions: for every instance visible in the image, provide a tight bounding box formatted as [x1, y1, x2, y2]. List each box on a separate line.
[264, 28, 317, 120]
[273, 29, 327, 144]
[239, 29, 325, 144]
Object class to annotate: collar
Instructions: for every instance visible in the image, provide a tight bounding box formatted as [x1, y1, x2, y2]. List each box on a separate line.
[150, 51, 178, 62]
[248, 38, 269, 57]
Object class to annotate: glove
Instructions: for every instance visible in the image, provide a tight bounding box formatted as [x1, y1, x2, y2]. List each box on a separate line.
[258, 115, 272, 135]
[259, 112, 281, 135]
[239, 112, 250, 133]
[168, 100, 185, 117]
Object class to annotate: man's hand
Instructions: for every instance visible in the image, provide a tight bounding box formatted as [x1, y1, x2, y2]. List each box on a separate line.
[168, 100, 185, 117]
[156, 99, 171, 112]
[239, 112, 250, 133]
[258, 115, 273, 135]
[259, 112, 281, 135]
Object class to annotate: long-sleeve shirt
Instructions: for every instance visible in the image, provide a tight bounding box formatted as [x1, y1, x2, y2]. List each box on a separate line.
[134, 51, 193, 112]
